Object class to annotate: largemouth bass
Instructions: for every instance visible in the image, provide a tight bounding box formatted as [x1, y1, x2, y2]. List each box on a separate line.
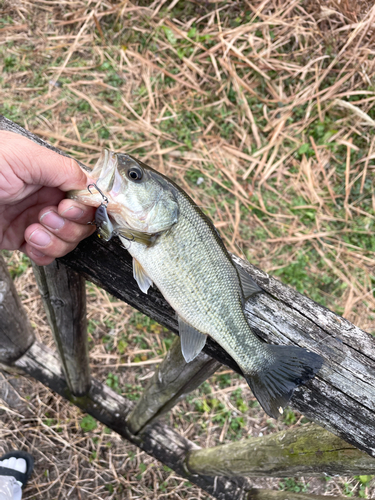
[70, 149, 323, 418]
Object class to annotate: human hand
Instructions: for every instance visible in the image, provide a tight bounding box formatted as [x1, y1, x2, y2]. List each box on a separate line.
[0, 131, 97, 265]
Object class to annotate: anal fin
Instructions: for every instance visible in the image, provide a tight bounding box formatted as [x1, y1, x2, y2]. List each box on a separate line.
[235, 263, 263, 299]
[178, 317, 207, 363]
[133, 258, 153, 294]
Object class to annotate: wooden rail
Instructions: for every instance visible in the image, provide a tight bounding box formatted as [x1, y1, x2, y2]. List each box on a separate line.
[186, 423, 375, 477]
[0, 256, 35, 364]
[126, 336, 221, 434]
[0, 256, 359, 500]
[32, 261, 90, 395]
[1, 115, 375, 499]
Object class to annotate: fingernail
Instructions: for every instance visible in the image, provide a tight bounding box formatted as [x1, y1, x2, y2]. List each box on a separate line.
[29, 229, 51, 247]
[40, 211, 65, 230]
[61, 206, 84, 220]
[30, 248, 46, 258]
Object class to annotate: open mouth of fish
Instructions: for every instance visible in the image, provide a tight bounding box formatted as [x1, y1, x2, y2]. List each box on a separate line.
[70, 149, 174, 234]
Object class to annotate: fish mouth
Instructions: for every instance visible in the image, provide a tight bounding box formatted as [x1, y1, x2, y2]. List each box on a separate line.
[95, 149, 118, 194]
[69, 150, 118, 207]
[69, 149, 178, 234]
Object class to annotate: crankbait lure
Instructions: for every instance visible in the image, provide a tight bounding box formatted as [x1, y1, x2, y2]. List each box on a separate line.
[87, 183, 114, 241]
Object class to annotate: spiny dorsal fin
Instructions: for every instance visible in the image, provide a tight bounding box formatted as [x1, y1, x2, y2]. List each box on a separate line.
[133, 258, 153, 294]
[178, 316, 207, 363]
[235, 263, 263, 300]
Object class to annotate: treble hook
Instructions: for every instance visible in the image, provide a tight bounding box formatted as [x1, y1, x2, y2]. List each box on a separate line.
[87, 183, 109, 205]
[117, 231, 135, 243]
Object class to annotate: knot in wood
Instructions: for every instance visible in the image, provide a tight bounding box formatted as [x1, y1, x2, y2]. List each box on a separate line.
[50, 296, 65, 308]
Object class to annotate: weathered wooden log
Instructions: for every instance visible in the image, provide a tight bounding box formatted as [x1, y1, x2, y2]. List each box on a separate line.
[186, 423, 375, 477]
[11, 341, 347, 500]
[127, 337, 221, 434]
[0, 254, 35, 363]
[2, 116, 375, 459]
[31, 261, 90, 395]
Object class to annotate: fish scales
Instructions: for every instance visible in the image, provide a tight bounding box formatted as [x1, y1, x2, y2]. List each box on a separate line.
[69, 150, 323, 418]
[127, 189, 262, 368]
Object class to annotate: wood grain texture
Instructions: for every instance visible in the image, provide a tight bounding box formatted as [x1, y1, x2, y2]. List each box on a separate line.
[32, 261, 90, 395]
[127, 337, 221, 434]
[233, 256, 375, 457]
[2, 116, 375, 460]
[186, 423, 375, 477]
[0, 254, 35, 363]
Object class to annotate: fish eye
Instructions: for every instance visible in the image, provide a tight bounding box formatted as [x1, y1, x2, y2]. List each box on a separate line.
[127, 166, 143, 181]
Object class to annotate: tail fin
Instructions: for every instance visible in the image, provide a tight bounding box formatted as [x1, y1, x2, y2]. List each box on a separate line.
[244, 345, 323, 419]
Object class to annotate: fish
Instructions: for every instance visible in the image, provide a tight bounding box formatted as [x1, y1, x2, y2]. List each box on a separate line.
[69, 149, 323, 418]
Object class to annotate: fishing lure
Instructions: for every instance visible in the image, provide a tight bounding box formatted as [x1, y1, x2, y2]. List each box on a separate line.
[87, 183, 114, 241]
[87, 183, 136, 245]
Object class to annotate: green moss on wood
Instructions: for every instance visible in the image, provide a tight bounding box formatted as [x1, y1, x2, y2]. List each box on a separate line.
[186, 424, 375, 477]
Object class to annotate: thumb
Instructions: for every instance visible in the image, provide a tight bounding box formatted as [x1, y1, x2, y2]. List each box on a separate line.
[0, 131, 90, 192]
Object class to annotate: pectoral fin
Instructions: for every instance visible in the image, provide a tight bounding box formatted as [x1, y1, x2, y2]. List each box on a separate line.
[118, 229, 156, 247]
[235, 263, 263, 299]
[133, 258, 153, 294]
[178, 317, 207, 363]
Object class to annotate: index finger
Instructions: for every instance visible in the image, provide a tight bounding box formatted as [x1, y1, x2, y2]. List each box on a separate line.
[57, 199, 96, 224]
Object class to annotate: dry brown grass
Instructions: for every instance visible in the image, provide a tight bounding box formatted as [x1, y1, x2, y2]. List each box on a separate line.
[1, 0, 375, 498]
[312, 0, 374, 22]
